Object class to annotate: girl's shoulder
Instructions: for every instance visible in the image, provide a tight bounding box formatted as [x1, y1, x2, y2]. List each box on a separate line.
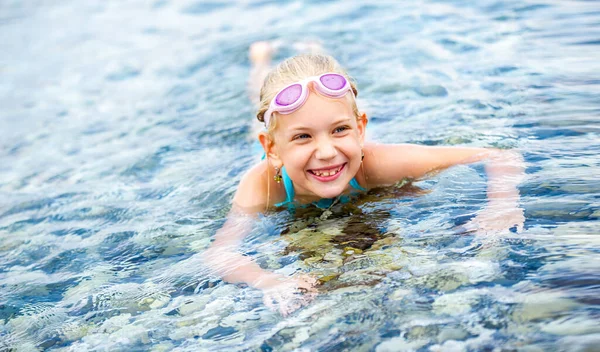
[233, 160, 286, 212]
[360, 143, 425, 187]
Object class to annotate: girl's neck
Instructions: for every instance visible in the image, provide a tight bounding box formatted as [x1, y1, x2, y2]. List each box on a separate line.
[292, 185, 353, 204]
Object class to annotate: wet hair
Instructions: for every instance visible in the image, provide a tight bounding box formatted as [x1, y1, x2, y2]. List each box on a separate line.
[256, 54, 360, 132]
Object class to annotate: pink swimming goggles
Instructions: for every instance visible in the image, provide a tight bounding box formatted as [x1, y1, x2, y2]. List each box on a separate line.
[263, 73, 354, 127]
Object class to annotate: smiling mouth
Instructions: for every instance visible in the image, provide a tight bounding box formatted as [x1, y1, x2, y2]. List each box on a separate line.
[308, 163, 346, 178]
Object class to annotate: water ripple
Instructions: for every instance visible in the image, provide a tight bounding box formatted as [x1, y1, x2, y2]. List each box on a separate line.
[0, 0, 598, 350]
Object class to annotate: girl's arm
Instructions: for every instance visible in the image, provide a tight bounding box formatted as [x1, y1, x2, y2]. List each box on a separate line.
[363, 143, 525, 233]
[203, 209, 282, 290]
[203, 165, 317, 315]
[363, 143, 523, 185]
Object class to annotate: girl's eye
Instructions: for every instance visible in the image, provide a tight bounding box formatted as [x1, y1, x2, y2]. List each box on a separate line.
[334, 126, 350, 133]
[293, 133, 311, 141]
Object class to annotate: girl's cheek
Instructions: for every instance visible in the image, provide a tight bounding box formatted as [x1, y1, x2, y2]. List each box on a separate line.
[286, 146, 307, 160]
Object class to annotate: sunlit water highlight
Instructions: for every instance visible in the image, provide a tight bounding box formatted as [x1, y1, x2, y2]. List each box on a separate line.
[1, 0, 599, 350]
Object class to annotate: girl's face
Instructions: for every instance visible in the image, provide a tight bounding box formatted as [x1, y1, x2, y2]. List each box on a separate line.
[269, 83, 366, 201]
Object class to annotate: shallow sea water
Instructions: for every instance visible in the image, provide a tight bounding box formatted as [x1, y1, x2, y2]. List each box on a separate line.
[1, 0, 599, 351]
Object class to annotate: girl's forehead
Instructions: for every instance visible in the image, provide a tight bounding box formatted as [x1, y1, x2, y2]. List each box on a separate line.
[279, 93, 354, 128]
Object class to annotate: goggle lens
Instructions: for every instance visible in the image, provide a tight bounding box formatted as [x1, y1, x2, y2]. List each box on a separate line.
[275, 83, 302, 106]
[320, 73, 346, 90]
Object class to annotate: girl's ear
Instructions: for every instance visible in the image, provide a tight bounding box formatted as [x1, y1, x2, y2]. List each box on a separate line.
[258, 131, 283, 167]
[357, 113, 368, 147]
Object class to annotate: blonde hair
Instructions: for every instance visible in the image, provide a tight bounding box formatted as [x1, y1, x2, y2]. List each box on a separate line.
[256, 54, 360, 132]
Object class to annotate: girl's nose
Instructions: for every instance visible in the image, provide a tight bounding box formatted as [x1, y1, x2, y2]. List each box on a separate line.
[315, 139, 337, 160]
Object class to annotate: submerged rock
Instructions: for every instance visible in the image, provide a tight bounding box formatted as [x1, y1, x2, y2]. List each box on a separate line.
[342, 255, 375, 272]
[221, 310, 261, 326]
[376, 336, 429, 352]
[420, 270, 470, 291]
[176, 295, 212, 316]
[511, 292, 580, 323]
[433, 290, 481, 316]
[59, 321, 92, 342]
[448, 260, 501, 284]
[437, 327, 469, 343]
[150, 341, 175, 352]
[99, 313, 132, 334]
[540, 316, 600, 336]
[389, 288, 412, 301]
[370, 236, 400, 251]
[201, 325, 237, 340]
[278, 204, 406, 293]
[329, 285, 373, 296]
[138, 292, 170, 310]
[282, 228, 337, 257]
[108, 323, 150, 345]
[413, 85, 448, 97]
[557, 334, 600, 352]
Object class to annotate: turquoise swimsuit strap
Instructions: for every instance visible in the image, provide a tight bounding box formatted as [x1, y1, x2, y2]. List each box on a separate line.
[274, 166, 295, 208]
[350, 177, 367, 192]
[274, 166, 366, 209]
[281, 166, 295, 204]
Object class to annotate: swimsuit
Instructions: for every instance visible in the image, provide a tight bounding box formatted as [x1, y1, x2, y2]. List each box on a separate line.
[275, 166, 367, 210]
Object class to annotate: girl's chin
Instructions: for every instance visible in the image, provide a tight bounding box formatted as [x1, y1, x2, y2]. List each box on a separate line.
[314, 191, 342, 200]
[309, 182, 349, 199]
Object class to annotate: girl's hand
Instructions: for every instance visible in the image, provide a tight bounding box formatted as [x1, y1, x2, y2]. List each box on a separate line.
[463, 149, 525, 236]
[464, 200, 525, 236]
[261, 274, 318, 316]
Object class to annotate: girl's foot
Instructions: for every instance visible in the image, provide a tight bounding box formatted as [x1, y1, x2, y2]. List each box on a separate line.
[249, 41, 274, 66]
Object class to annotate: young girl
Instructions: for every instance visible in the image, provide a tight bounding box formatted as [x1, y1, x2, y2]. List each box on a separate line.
[204, 43, 525, 316]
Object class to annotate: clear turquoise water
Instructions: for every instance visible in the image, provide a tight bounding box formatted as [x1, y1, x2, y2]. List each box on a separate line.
[1, 0, 599, 351]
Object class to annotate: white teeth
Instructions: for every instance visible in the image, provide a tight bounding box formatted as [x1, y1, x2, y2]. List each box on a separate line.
[313, 166, 341, 177]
